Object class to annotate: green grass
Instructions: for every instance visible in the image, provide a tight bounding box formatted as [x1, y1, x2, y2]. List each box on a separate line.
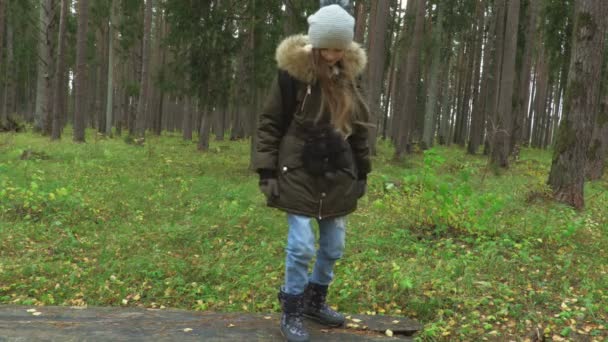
[1, 129, 607, 340]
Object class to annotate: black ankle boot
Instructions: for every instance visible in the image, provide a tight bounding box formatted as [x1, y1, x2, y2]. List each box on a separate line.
[278, 290, 310, 342]
[302, 282, 345, 327]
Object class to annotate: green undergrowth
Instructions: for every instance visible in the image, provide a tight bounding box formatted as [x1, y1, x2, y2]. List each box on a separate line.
[1, 129, 606, 341]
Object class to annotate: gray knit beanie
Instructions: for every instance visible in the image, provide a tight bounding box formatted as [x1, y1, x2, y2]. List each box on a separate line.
[307, 4, 355, 50]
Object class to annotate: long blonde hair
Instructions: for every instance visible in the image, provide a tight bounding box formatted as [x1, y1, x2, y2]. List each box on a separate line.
[312, 49, 370, 138]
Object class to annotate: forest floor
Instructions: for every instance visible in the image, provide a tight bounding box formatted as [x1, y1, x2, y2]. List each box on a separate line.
[0, 128, 607, 341]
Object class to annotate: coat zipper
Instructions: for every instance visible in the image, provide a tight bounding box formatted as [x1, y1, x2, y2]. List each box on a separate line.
[318, 199, 323, 220]
[318, 191, 326, 219]
[299, 84, 312, 113]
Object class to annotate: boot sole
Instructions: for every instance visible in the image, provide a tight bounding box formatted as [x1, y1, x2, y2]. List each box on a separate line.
[280, 326, 310, 342]
[302, 313, 344, 328]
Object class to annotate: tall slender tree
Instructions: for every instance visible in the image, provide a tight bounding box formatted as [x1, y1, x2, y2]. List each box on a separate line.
[422, 3, 446, 150]
[135, 0, 154, 139]
[469, 0, 494, 154]
[34, 0, 54, 134]
[366, 0, 390, 153]
[395, 0, 426, 158]
[586, 88, 607, 180]
[0, 0, 8, 126]
[105, 0, 117, 137]
[548, 0, 607, 209]
[74, 0, 90, 142]
[354, 0, 366, 44]
[0, 0, 5, 126]
[51, 0, 69, 140]
[512, 0, 539, 153]
[490, 0, 520, 168]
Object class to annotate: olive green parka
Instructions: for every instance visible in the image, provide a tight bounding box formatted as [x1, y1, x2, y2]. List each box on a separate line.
[254, 34, 371, 219]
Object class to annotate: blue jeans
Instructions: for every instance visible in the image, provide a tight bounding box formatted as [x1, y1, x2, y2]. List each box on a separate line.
[283, 214, 347, 295]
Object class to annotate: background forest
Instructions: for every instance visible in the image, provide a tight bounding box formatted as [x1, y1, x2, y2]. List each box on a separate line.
[0, 0, 607, 340]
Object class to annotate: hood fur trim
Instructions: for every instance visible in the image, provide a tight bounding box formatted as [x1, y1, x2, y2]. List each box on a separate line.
[275, 34, 367, 83]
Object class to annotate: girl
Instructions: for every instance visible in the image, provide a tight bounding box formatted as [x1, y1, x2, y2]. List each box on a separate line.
[254, 3, 371, 341]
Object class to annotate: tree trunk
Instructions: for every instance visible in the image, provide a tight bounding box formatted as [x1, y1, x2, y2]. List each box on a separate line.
[51, 0, 69, 140]
[543, 81, 558, 148]
[354, 0, 366, 44]
[366, 0, 390, 154]
[548, 0, 607, 209]
[524, 69, 537, 145]
[1, 8, 14, 124]
[247, 0, 260, 168]
[282, 0, 298, 35]
[422, 3, 444, 149]
[490, 0, 520, 168]
[182, 97, 193, 140]
[42, 0, 56, 136]
[34, 0, 53, 133]
[485, 0, 506, 154]
[452, 40, 466, 145]
[586, 87, 608, 180]
[0, 0, 4, 75]
[97, 26, 108, 134]
[395, 0, 426, 158]
[197, 105, 212, 151]
[0, 0, 5, 125]
[532, 50, 549, 148]
[512, 0, 539, 153]
[455, 34, 475, 147]
[153, 9, 166, 136]
[74, 0, 89, 142]
[214, 108, 226, 141]
[105, 0, 117, 137]
[437, 51, 452, 146]
[135, 0, 154, 139]
[469, 2, 493, 154]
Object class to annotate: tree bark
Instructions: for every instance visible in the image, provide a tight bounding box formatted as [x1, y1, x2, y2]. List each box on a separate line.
[354, 0, 366, 44]
[182, 97, 193, 141]
[96, 26, 108, 134]
[51, 0, 69, 140]
[437, 51, 452, 146]
[105, 0, 117, 137]
[366, 0, 390, 154]
[422, 2, 445, 149]
[455, 33, 475, 147]
[0, 0, 5, 125]
[532, 49, 549, 148]
[485, 0, 506, 154]
[512, 0, 539, 153]
[586, 88, 608, 180]
[135, 0, 154, 139]
[1, 7, 14, 124]
[34, 0, 52, 134]
[153, 8, 166, 136]
[490, 0, 520, 168]
[548, 0, 607, 209]
[214, 107, 226, 141]
[469, 2, 493, 154]
[523, 71, 536, 146]
[198, 104, 212, 151]
[74, 0, 89, 142]
[395, 0, 426, 158]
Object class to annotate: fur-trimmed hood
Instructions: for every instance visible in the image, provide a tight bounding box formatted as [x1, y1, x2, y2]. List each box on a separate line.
[275, 34, 367, 84]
